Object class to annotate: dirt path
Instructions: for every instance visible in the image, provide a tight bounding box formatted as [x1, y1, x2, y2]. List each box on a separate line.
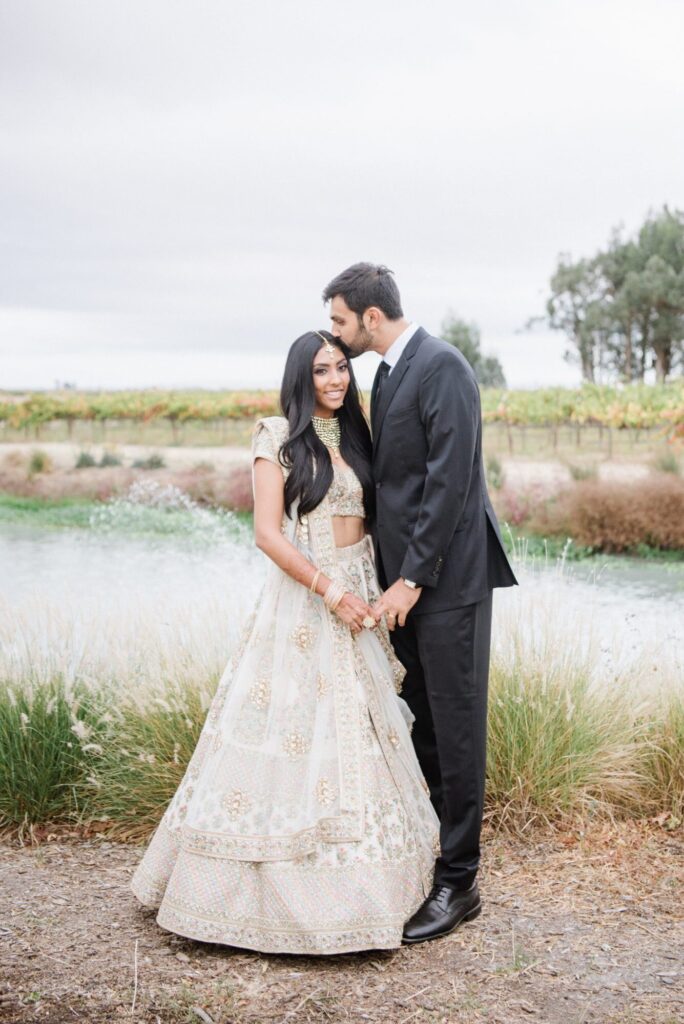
[1, 825, 682, 1024]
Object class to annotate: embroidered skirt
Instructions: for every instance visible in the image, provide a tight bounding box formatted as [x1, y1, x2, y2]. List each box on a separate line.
[131, 536, 439, 954]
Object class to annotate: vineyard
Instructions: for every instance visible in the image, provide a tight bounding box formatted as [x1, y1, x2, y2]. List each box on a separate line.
[1, 382, 683, 449]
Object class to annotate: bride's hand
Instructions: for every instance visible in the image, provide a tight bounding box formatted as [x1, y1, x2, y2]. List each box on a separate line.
[333, 593, 377, 635]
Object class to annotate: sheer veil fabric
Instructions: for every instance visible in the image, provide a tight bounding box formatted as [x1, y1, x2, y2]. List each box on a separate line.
[130, 416, 439, 953]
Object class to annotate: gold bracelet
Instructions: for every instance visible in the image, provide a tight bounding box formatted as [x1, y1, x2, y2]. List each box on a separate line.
[323, 581, 345, 610]
[309, 569, 321, 594]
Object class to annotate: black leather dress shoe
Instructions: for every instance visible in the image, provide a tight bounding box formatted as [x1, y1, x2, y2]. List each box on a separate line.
[402, 883, 481, 944]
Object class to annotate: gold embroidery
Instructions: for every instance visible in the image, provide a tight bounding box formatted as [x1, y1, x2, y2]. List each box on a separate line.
[316, 673, 329, 699]
[290, 624, 315, 652]
[283, 732, 310, 759]
[327, 463, 365, 517]
[221, 789, 251, 820]
[249, 676, 271, 709]
[387, 729, 400, 748]
[316, 777, 336, 806]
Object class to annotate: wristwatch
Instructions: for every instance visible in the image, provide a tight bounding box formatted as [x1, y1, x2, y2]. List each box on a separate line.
[402, 578, 418, 590]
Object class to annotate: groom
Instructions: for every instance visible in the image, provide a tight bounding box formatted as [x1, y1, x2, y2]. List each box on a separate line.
[323, 263, 517, 943]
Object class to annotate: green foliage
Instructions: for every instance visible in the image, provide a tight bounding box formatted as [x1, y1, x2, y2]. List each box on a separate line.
[486, 655, 646, 828]
[643, 690, 684, 821]
[99, 451, 122, 467]
[652, 449, 680, 475]
[441, 314, 507, 388]
[28, 450, 50, 474]
[132, 453, 166, 469]
[2, 382, 683, 437]
[541, 207, 684, 383]
[77, 680, 210, 840]
[0, 668, 681, 838]
[0, 495, 96, 530]
[0, 679, 106, 835]
[485, 455, 505, 490]
[567, 462, 598, 481]
[75, 451, 97, 468]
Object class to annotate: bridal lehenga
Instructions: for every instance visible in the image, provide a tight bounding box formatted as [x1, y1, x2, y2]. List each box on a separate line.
[131, 417, 439, 953]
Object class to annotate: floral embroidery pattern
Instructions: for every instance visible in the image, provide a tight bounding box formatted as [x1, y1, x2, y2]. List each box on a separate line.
[221, 789, 251, 820]
[290, 624, 315, 652]
[249, 676, 270, 709]
[283, 732, 310, 759]
[316, 777, 336, 806]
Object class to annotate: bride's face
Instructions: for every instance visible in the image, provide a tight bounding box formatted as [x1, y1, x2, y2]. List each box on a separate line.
[312, 344, 350, 418]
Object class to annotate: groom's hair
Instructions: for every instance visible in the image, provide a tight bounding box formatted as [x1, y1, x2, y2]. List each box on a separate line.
[322, 263, 403, 321]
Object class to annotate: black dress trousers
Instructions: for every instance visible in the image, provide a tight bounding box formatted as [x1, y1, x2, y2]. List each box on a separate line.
[389, 594, 493, 892]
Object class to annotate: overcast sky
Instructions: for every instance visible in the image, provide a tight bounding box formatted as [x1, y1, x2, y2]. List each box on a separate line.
[1, 0, 683, 392]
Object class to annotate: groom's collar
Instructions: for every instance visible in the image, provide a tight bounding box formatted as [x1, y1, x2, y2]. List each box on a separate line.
[381, 321, 419, 373]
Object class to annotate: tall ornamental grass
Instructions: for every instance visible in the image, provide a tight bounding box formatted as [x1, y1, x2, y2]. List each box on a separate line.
[642, 689, 684, 821]
[0, 677, 107, 838]
[486, 658, 649, 830]
[2, 669, 681, 841]
[78, 678, 212, 841]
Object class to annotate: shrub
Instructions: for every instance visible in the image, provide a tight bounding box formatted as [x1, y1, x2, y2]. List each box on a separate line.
[99, 452, 122, 467]
[75, 451, 97, 469]
[132, 454, 166, 470]
[552, 477, 684, 552]
[567, 462, 598, 481]
[652, 449, 681, 475]
[492, 483, 551, 528]
[28, 450, 51, 474]
[215, 464, 254, 513]
[486, 455, 504, 490]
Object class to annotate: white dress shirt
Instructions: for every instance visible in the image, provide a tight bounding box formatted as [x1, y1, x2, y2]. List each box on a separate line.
[383, 322, 419, 374]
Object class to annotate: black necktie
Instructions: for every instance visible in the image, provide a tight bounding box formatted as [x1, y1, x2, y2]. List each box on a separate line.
[370, 362, 387, 434]
[372, 360, 390, 433]
[374, 360, 390, 401]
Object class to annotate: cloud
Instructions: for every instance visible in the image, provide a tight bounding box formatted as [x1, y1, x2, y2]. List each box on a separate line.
[1, 0, 683, 388]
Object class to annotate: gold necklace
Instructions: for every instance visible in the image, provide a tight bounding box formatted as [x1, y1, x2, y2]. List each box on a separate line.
[312, 415, 341, 457]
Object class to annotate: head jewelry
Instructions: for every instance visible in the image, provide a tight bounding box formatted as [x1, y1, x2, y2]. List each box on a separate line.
[314, 331, 337, 355]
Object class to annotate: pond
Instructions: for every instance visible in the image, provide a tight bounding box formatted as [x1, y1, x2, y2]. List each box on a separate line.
[1, 484, 683, 689]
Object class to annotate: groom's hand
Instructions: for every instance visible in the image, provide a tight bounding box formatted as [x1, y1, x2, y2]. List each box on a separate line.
[373, 579, 423, 630]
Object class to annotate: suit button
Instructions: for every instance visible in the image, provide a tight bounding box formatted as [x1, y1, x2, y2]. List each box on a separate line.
[376, 481, 382, 488]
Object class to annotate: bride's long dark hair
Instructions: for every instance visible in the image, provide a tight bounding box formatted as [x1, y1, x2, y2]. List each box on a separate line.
[279, 330, 374, 522]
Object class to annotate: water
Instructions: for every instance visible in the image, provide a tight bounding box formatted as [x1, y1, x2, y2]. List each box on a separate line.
[1, 482, 682, 688]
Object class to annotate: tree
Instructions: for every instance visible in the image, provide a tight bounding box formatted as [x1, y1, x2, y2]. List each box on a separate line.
[540, 207, 684, 383]
[441, 315, 507, 388]
[545, 256, 606, 383]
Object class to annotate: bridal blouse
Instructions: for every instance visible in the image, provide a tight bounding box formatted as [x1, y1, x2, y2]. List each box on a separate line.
[131, 416, 439, 953]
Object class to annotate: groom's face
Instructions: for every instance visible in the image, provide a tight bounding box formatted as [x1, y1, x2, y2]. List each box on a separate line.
[328, 295, 374, 356]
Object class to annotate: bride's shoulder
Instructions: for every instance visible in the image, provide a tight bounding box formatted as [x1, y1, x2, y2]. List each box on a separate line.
[252, 416, 289, 463]
[253, 415, 289, 441]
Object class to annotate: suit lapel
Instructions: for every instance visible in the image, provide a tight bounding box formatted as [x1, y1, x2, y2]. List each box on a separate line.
[372, 327, 426, 451]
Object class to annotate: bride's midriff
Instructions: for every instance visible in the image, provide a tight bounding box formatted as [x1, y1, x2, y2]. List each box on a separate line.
[332, 515, 365, 548]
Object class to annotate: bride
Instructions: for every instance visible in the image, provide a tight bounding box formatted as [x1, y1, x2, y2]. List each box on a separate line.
[131, 330, 439, 954]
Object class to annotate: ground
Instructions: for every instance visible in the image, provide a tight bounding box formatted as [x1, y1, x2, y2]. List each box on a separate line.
[1, 824, 682, 1024]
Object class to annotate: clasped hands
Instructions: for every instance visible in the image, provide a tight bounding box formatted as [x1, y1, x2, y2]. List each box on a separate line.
[334, 579, 422, 635]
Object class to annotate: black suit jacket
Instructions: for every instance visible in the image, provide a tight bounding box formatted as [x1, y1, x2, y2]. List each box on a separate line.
[371, 327, 517, 614]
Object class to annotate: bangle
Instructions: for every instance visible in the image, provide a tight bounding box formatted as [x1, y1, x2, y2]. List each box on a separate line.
[309, 569, 321, 594]
[323, 581, 345, 611]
